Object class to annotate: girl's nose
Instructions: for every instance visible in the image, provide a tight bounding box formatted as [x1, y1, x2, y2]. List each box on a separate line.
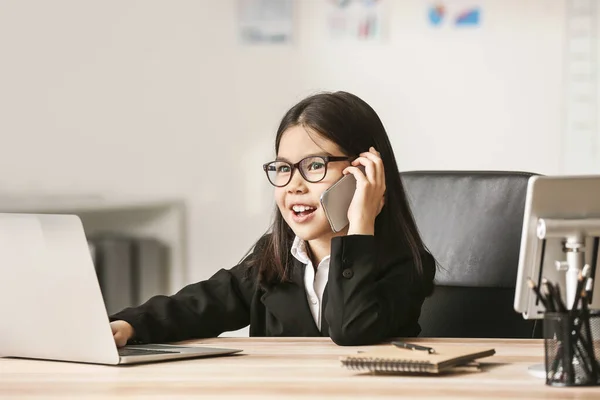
[287, 170, 308, 194]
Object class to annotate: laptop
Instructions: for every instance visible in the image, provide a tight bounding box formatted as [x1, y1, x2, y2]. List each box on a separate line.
[0, 213, 242, 365]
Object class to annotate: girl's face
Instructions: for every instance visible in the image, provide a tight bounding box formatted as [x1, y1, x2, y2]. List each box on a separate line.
[274, 125, 350, 242]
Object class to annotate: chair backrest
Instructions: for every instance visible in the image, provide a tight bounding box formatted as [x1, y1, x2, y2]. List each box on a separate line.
[401, 171, 540, 338]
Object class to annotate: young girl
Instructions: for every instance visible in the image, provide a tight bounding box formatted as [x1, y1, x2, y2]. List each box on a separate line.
[110, 91, 435, 346]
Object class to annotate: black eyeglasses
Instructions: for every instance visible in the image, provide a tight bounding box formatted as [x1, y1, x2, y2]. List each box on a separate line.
[262, 155, 350, 187]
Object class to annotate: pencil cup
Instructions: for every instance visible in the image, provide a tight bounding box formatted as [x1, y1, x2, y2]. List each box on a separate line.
[543, 310, 600, 386]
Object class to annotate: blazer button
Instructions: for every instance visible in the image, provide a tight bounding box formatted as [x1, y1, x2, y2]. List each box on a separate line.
[342, 268, 354, 279]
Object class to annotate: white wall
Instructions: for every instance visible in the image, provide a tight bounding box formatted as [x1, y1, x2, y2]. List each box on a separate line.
[0, 0, 570, 284]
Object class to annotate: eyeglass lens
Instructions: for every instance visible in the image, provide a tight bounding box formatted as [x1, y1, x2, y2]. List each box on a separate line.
[265, 156, 327, 186]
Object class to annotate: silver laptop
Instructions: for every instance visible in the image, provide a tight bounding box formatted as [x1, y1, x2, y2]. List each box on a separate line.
[0, 213, 242, 365]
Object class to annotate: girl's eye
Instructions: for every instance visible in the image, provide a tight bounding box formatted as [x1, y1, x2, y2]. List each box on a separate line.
[277, 165, 291, 173]
[307, 162, 325, 171]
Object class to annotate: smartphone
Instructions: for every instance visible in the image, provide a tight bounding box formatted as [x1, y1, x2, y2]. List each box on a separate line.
[320, 169, 361, 233]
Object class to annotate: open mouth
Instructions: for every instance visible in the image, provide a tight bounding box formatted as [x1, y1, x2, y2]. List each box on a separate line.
[291, 204, 317, 218]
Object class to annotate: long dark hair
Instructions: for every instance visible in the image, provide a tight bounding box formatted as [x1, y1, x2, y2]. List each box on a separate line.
[248, 91, 427, 287]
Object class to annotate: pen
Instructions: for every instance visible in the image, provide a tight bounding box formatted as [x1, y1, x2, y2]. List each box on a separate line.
[392, 341, 435, 354]
[585, 277, 594, 304]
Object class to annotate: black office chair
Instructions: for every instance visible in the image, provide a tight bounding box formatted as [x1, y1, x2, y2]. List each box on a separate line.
[401, 171, 541, 338]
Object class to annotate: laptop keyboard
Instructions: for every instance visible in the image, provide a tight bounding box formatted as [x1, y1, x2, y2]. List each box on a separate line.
[119, 348, 182, 357]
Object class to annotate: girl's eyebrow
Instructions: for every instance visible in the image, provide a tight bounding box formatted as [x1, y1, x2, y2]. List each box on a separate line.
[275, 152, 333, 162]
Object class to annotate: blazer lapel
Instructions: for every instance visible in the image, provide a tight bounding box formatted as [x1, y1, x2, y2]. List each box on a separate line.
[260, 258, 321, 336]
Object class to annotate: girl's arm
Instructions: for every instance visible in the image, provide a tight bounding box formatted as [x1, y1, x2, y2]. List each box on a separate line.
[109, 254, 258, 344]
[324, 235, 435, 346]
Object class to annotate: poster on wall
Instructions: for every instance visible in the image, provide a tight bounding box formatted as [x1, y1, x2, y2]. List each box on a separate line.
[427, 1, 482, 29]
[327, 0, 385, 41]
[238, 0, 294, 44]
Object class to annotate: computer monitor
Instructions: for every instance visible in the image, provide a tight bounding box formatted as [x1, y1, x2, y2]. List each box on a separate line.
[514, 175, 600, 320]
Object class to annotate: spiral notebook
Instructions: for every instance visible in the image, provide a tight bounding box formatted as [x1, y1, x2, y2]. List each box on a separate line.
[341, 344, 495, 374]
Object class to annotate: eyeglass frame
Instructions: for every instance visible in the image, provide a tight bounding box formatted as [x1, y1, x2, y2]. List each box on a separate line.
[262, 155, 351, 187]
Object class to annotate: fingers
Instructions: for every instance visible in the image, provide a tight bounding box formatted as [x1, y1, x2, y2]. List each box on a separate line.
[343, 165, 369, 187]
[113, 330, 128, 348]
[110, 321, 133, 348]
[351, 156, 376, 183]
[350, 147, 385, 188]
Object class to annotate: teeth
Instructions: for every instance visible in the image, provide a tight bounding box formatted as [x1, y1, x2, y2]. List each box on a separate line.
[292, 205, 315, 212]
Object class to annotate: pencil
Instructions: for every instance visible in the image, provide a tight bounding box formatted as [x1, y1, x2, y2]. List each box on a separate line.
[527, 278, 549, 310]
[551, 282, 567, 312]
[541, 278, 558, 312]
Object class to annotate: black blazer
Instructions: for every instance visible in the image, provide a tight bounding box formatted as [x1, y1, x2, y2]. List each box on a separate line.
[110, 234, 435, 346]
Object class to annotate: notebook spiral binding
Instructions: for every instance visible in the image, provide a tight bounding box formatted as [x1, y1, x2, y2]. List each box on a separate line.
[341, 357, 432, 373]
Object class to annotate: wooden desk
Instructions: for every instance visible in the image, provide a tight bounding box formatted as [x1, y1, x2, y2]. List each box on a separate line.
[1, 337, 599, 399]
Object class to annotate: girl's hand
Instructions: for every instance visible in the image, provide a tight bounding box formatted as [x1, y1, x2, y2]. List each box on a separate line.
[110, 320, 135, 348]
[343, 147, 386, 236]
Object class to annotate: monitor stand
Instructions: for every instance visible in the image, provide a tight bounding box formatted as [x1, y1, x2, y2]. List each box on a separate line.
[526, 320, 545, 379]
[527, 363, 546, 379]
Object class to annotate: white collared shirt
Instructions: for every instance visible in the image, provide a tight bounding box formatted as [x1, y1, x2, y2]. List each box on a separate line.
[291, 236, 330, 330]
